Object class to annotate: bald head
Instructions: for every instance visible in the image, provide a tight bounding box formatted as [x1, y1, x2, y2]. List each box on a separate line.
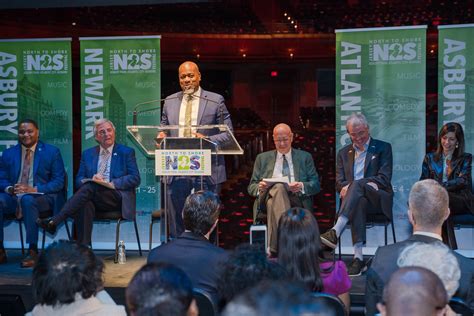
[272, 124, 293, 154]
[378, 267, 448, 316]
[408, 179, 449, 231]
[179, 61, 201, 94]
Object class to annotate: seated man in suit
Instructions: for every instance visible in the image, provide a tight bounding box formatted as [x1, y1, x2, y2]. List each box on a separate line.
[320, 113, 393, 276]
[0, 119, 65, 267]
[158, 61, 233, 238]
[248, 123, 320, 257]
[38, 118, 140, 246]
[148, 190, 228, 302]
[365, 179, 474, 315]
[377, 267, 449, 316]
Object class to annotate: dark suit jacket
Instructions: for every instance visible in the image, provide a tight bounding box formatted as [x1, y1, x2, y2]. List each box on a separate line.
[0, 141, 65, 214]
[75, 143, 140, 220]
[248, 148, 320, 216]
[365, 234, 474, 315]
[336, 138, 393, 219]
[160, 88, 233, 185]
[147, 231, 229, 301]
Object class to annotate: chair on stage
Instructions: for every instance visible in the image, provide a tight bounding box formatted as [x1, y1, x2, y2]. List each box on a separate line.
[337, 197, 396, 259]
[149, 209, 162, 250]
[445, 214, 474, 250]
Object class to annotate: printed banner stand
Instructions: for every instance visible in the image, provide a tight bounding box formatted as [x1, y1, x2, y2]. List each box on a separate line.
[80, 35, 161, 250]
[438, 24, 474, 255]
[0, 38, 73, 248]
[335, 26, 427, 255]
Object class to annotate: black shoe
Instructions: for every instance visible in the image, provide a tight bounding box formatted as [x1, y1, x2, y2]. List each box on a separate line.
[21, 249, 38, 268]
[0, 248, 7, 264]
[347, 258, 367, 277]
[37, 218, 57, 234]
[320, 229, 338, 249]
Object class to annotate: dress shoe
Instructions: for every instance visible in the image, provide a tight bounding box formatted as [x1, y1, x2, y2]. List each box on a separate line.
[320, 229, 338, 249]
[21, 249, 38, 268]
[0, 248, 7, 264]
[37, 217, 57, 234]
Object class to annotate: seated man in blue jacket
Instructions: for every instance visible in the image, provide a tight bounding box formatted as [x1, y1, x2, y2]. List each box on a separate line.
[39, 118, 140, 246]
[0, 119, 65, 267]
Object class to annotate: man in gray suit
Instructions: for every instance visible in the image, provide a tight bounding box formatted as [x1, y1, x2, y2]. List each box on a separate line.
[365, 179, 474, 315]
[248, 123, 320, 256]
[321, 113, 393, 276]
[158, 61, 233, 238]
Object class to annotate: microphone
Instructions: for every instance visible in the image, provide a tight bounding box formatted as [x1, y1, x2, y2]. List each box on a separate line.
[132, 96, 180, 126]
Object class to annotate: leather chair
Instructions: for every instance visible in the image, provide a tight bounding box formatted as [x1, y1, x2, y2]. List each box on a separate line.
[310, 292, 347, 316]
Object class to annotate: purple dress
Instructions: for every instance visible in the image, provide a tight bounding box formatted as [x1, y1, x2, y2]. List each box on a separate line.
[320, 260, 352, 296]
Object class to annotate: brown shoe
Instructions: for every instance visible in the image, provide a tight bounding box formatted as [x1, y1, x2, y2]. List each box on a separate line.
[21, 249, 38, 268]
[0, 248, 7, 264]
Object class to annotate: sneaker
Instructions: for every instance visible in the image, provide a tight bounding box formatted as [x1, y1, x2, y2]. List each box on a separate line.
[320, 229, 338, 249]
[347, 258, 367, 277]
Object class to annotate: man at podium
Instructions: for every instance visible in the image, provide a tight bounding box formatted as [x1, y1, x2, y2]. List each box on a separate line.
[158, 61, 233, 238]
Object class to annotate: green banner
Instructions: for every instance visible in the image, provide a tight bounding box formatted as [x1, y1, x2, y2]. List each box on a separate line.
[335, 26, 427, 246]
[0, 38, 73, 246]
[438, 24, 474, 162]
[80, 35, 161, 249]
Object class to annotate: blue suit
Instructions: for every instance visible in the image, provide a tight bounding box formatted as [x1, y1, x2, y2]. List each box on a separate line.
[160, 88, 233, 237]
[53, 143, 140, 245]
[0, 141, 65, 245]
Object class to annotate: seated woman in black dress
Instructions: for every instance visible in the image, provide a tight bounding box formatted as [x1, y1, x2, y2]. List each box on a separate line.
[420, 122, 473, 248]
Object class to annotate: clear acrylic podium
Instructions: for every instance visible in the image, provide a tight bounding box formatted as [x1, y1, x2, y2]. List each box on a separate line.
[127, 124, 243, 242]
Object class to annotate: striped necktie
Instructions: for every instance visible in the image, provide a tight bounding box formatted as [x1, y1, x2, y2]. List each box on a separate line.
[98, 149, 111, 177]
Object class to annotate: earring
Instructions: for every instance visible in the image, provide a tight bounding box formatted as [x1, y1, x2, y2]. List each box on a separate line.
[456, 143, 459, 148]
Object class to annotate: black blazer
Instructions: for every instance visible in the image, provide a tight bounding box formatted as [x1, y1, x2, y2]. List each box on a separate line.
[147, 232, 229, 301]
[365, 234, 474, 315]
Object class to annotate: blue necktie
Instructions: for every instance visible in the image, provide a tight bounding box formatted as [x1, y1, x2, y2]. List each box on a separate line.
[282, 154, 290, 181]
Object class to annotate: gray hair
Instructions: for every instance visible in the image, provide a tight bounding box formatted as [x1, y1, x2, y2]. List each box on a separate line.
[409, 179, 448, 229]
[93, 118, 116, 136]
[345, 113, 369, 130]
[397, 242, 460, 298]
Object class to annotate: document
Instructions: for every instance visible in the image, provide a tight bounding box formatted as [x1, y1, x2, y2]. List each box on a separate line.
[262, 176, 290, 189]
[81, 178, 115, 189]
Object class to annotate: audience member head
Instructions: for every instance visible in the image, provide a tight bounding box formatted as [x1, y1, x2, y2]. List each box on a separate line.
[408, 179, 449, 233]
[222, 280, 328, 316]
[179, 61, 201, 94]
[126, 262, 197, 316]
[183, 190, 220, 237]
[18, 118, 40, 148]
[345, 113, 370, 151]
[397, 241, 460, 298]
[436, 122, 465, 160]
[218, 243, 286, 305]
[93, 118, 116, 148]
[377, 266, 448, 316]
[32, 240, 104, 307]
[273, 123, 293, 154]
[277, 207, 323, 292]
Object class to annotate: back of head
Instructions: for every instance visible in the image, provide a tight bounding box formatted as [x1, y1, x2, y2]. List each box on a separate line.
[408, 179, 448, 230]
[277, 207, 323, 292]
[397, 241, 460, 298]
[126, 263, 194, 316]
[222, 280, 330, 316]
[32, 240, 103, 306]
[217, 243, 286, 304]
[379, 266, 448, 316]
[183, 190, 220, 235]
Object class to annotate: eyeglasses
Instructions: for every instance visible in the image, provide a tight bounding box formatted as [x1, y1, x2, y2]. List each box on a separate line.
[348, 129, 368, 138]
[274, 138, 290, 143]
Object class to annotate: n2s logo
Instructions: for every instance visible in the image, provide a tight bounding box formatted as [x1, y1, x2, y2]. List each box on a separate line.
[371, 42, 418, 61]
[25, 54, 65, 71]
[112, 53, 153, 70]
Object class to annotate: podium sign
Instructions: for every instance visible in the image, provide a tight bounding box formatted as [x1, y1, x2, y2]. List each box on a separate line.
[155, 149, 212, 176]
